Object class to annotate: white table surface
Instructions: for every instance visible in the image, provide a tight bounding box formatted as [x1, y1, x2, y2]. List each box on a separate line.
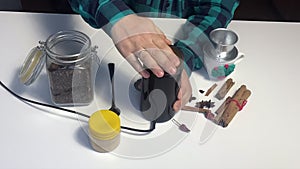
[0, 11, 300, 169]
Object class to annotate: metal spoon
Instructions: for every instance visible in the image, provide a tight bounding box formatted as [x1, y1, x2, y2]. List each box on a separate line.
[108, 63, 121, 115]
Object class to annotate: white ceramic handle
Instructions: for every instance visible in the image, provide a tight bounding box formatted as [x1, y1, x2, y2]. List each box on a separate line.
[234, 52, 245, 64]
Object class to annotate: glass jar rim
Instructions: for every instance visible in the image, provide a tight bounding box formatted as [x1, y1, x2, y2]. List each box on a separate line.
[45, 30, 92, 64]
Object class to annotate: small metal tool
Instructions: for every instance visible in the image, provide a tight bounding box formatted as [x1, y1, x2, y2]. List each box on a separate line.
[172, 119, 191, 133]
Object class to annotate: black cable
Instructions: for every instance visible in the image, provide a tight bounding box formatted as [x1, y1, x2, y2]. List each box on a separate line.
[0, 81, 155, 133]
[121, 121, 156, 132]
[0, 81, 90, 118]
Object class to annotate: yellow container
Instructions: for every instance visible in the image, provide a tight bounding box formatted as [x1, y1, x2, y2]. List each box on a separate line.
[88, 110, 121, 153]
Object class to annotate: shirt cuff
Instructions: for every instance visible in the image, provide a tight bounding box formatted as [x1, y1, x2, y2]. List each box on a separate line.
[174, 41, 203, 77]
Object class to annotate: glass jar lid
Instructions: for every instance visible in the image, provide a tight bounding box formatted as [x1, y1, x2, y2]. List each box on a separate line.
[19, 46, 45, 85]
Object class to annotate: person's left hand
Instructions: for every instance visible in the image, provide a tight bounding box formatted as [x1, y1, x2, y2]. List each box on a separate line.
[173, 69, 192, 112]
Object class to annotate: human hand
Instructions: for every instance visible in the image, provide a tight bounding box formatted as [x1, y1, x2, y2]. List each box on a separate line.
[173, 69, 192, 112]
[111, 14, 180, 78]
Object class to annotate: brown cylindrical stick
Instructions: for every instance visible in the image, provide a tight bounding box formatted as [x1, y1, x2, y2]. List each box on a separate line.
[181, 105, 211, 114]
[215, 78, 235, 100]
[213, 96, 231, 123]
[219, 85, 251, 127]
[205, 83, 217, 96]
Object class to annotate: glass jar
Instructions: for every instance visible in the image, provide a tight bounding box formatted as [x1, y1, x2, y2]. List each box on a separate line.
[19, 30, 97, 106]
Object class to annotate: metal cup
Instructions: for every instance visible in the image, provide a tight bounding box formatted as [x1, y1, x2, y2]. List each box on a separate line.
[209, 28, 238, 55]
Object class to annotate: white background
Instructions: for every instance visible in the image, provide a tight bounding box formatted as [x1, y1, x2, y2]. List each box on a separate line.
[0, 12, 300, 169]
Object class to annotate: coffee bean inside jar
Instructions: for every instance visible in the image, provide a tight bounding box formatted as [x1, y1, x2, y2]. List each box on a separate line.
[45, 30, 95, 106]
[47, 57, 93, 105]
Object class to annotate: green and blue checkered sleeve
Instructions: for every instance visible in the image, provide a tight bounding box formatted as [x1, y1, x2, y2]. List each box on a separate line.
[175, 0, 239, 76]
[68, 0, 134, 33]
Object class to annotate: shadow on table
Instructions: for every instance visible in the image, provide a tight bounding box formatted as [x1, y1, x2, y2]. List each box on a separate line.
[195, 67, 210, 80]
[9, 68, 52, 103]
[74, 124, 93, 151]
[7, 69, 95, 151]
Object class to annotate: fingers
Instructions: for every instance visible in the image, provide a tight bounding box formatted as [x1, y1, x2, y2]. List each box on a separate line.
[173, 90, 182, 112]
[116, 34, 180, 77]
[125, 53, 150, 78]
[112, 15, 181, 77]
[144, 48, 175, 75]
[150, 26, 181, 71]
[173, 70, 192, 112]
[152, 39, 181, 68]
[136, 49, 164, 77]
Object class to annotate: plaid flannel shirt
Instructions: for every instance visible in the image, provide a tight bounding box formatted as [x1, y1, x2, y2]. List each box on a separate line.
[68, 0, 239, 75]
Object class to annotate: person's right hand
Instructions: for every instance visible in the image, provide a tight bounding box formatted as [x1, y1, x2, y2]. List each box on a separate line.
[110, 14, 181, 78]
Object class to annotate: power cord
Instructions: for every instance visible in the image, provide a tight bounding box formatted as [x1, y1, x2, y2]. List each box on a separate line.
[0, 81, 156, 133]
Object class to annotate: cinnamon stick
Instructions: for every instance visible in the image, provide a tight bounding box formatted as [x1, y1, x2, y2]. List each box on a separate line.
[182, 106, 215, 120]
[181, 105, 211, 114]
[218, 85, 251, 127]
[205, 83, 217, 96]
[213, 96, 231, 123]
[215, 78, 235, 100]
